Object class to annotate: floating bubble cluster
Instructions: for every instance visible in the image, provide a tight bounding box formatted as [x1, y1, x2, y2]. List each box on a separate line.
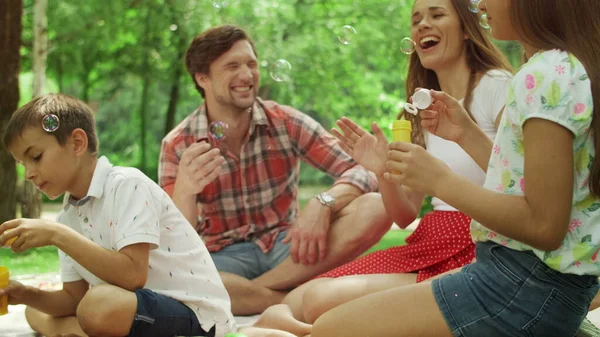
[469, 0, 480, 13]
[480, 13, 490, 29]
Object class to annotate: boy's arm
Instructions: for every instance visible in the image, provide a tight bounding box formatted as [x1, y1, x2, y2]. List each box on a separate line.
[20, 280, 89, 317]
[54, 233, 150, 291]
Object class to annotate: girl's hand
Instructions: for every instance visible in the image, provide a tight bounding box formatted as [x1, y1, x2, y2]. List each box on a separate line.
[332, 117, 389, 176]
[384, 142, 452, 196]
[0, 219, 67, 253]
[420, 90, 478, 144]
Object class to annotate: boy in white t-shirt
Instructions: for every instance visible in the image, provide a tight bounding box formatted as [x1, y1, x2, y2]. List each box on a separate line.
[0, 94, 235, 337]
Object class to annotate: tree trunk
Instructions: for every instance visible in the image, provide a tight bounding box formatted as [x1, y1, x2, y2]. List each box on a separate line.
[32, 0, 47, 97]
[138, 7, 152, 174]
[163, 15, 185, 137]
[163, 63, 181, 137]
[21, 0, 48, 219]
[0, 0, 23, 223]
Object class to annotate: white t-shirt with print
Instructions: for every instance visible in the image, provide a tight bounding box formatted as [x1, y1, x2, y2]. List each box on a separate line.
[471, 49, 600, 276]
[428, 69, 512, 211]
[57, 156, 235, 336]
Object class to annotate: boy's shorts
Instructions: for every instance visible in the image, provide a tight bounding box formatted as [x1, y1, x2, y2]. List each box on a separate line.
[210, 230, 290, 279]
[128, 289, 215, 337]
[432, 241, 599, 337]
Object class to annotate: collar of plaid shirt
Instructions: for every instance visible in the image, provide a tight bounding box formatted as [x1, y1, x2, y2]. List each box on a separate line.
[195, 98, 273, 144]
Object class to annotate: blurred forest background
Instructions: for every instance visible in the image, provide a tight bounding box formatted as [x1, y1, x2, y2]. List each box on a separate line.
[0, 0, 523, 225]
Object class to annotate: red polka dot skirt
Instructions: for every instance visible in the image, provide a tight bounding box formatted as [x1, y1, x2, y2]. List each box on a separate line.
[315, 211, 474, 283]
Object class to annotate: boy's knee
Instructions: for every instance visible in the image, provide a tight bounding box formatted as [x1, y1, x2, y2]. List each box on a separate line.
[25, 306, 46, 333]
[77, 284, 118, 335]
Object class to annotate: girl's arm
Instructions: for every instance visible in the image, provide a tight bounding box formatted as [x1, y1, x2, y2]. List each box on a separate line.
[377, 175, 425, 228]
[433, 118, 573, 251]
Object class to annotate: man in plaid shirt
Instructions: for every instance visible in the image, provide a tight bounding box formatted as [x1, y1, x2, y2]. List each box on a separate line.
[159, 25, 391, 315]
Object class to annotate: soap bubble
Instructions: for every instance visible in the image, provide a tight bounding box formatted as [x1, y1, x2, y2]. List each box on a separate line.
[210, 0, 229, 8]
[469, 0, 480, 13]
[209, 121, 228, 140]
[42, 114, 60, 132]
[269, 59, 292, 82]
[400, 37, 416, 55]
[338, 25, 356, 45]
[480, 13, 490, 29]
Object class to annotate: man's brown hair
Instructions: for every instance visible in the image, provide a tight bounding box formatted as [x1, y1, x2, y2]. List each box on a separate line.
[185, 25, 258, 97]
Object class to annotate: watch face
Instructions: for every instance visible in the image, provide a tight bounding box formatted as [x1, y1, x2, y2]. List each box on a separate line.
[322, 194, 334, 203]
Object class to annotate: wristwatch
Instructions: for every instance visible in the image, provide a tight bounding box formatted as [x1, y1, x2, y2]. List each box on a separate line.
[314, 192, 336, 209]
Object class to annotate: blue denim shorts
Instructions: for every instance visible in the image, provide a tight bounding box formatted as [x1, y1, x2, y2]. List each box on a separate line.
[128, 289, 215, 337]
[432, 241, 599, 337]
[210, 230, 290, 279]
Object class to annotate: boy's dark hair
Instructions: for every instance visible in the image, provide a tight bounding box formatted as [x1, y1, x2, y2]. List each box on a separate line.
[2, 93, 99, 153]
[185, 25, 258, 98]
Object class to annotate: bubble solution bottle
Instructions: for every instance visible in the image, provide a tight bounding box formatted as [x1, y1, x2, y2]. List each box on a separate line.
[392, 119, 412, 143]
[0, 266, 9, 315]
[390, 119, 412, 174]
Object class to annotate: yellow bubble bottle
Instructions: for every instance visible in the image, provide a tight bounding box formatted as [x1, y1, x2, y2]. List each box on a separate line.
[391, 120, 412, 174]
[392, 119, 412, 143]
[4, 236, 17, 247]
[0, 266, 9, 315]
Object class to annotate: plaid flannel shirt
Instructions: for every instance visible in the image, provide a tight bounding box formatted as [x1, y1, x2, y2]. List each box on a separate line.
[158, 98, 377, 253]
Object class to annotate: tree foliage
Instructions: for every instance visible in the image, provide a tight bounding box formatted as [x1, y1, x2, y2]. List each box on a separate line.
[15, 0, 522, 188]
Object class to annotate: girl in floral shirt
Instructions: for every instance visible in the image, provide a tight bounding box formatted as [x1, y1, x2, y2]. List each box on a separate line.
[310, 1, 600, 337]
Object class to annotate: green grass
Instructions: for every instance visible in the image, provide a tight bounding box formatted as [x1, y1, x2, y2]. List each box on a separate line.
[0, 246, 60, 276]
[2, 186, 427, 276]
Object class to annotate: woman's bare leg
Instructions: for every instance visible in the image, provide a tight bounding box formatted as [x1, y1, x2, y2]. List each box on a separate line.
[312, 281, 453, 337]
[280, 278, 332, 321]
[250, 304, 312, 337]
[302, 273, 417, 323]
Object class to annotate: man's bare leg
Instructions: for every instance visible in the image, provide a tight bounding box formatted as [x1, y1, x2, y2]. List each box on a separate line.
[224, 193, 391, 315]
[254, 193, 392, 290]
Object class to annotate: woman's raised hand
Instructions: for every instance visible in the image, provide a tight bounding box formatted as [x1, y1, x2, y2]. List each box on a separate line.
[332, 117, 389, 176]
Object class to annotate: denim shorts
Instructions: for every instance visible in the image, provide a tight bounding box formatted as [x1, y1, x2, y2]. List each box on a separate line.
[432, 241, 599, 337]
[210, 230, 290, 279]
[128, 289, 215, 337]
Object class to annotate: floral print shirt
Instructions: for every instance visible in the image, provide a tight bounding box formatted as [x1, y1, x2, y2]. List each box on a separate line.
[471, 49, 600, 275]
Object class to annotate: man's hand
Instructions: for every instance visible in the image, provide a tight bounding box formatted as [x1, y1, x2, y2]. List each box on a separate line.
[175, 142, 225, 196]
[0, 219, 67, 253]
[283, 199, 332, 265]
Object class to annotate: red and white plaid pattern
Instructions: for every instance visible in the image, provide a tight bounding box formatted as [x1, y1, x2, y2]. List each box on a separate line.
[159, 98, 377, 253]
